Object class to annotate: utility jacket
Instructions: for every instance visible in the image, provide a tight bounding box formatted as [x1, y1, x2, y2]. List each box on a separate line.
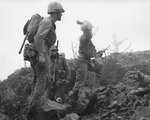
[55, 55, 71, 80]
[78, 33, 96, 59]
[34, 16, 56, 55]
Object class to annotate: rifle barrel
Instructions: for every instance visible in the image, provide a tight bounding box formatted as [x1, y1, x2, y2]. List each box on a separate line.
[103, 45, 110, 52]
[19, 37, 26, 54]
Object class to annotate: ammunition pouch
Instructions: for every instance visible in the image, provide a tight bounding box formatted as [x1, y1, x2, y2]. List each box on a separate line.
[56, 79, 65, 85]
[56, 70, 66, 79]
[23, 43, 37, 61]
[55, 70, 66, 85]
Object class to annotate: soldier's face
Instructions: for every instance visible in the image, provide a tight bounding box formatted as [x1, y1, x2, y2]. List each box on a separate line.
[51, 51, 57, 58]
[56, 12, 62, 21]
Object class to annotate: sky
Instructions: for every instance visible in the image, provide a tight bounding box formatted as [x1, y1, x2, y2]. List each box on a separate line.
[0, 0, 150, 80]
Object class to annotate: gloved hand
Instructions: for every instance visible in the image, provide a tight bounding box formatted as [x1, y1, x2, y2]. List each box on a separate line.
[38, 53, 45, 67]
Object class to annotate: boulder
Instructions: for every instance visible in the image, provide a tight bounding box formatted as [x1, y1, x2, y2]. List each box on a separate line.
[0, 113, 9, 120]
[131, 106, 150, 120]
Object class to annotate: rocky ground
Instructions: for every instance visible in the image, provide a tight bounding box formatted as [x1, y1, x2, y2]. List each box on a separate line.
[1, 51, 150, 120]
[1, 70, 150, 120]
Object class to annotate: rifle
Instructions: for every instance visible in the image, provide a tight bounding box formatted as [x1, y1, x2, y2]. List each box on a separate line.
[45, 41, 59, 100]
[90, 45, 110, 68]
[18, 34, 28, 54]
[52, 40, 59, 84]
[101, 45, 110, 53]
[96, 45, 110, 57]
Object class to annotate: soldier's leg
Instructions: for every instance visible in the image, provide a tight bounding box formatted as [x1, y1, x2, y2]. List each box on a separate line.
[69, 60, 88, 100]
[55, 81, 65, 103]
[30, 64, 37, 95]
[29, 65, 47, 108]
[73, 61, 88, 91]
[29, 53, 51, 108]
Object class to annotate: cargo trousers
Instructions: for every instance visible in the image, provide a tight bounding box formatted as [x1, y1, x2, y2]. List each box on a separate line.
[29, 52, 52, 108]
[71, 57, 90, 93]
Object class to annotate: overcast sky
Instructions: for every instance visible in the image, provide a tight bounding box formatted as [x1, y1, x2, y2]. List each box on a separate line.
[0, 0, 150, 80]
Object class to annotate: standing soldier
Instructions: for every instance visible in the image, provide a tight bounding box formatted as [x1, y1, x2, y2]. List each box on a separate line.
[69, 20, 102, 99]
[48, 46, 71, 104]
[29, 2, 65, 110]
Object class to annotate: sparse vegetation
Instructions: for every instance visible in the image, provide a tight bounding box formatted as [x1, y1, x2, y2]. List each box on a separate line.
[1, 50, 150, 119]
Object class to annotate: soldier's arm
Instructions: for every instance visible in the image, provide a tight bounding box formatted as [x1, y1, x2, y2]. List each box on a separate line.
[34, 19, 52, 55]
[80, 32, 92, 45]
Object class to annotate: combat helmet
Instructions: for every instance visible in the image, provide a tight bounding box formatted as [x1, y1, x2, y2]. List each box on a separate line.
[47, 2, 65, 14]
[77, 20, 93, 31]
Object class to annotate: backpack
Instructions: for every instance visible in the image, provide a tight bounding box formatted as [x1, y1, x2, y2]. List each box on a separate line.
[23, 14, 43, 43]
[22, 14, 43, 61]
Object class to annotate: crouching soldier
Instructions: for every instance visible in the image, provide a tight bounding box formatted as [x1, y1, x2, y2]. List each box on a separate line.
[48, 46, 71, 103]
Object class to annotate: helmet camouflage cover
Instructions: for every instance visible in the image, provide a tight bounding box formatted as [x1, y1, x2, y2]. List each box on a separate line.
[47, 2, 65, 14]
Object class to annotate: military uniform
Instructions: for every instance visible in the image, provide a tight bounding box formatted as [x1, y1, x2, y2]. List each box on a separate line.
[29, 16, 56, 108]
[49, 53, 71, 103]
[70, 20, 97, 96]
